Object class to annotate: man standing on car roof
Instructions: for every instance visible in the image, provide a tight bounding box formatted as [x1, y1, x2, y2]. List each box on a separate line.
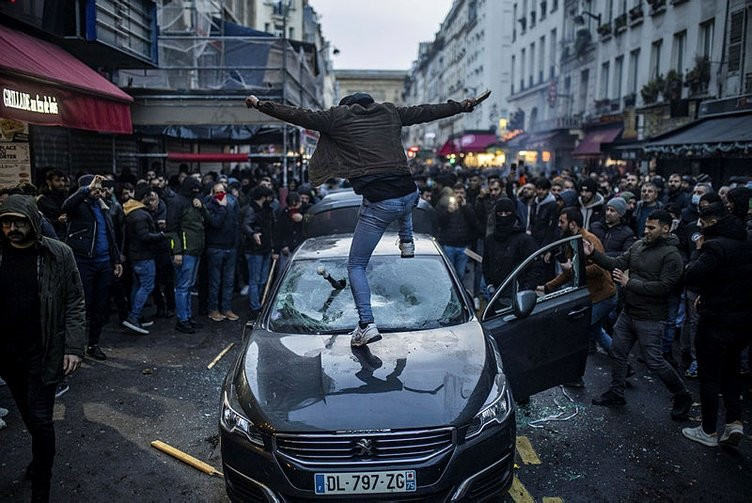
[246, 91, 484, 346]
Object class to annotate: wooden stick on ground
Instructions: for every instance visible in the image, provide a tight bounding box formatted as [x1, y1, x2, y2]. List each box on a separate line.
[150, 440, 224, 478]
[207, 343, 235, 370]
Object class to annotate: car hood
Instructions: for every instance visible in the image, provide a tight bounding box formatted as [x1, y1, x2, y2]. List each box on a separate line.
[236, 322, 494, 432]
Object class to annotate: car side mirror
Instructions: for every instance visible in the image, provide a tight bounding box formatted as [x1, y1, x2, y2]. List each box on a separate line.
[513, 290, 537, 319]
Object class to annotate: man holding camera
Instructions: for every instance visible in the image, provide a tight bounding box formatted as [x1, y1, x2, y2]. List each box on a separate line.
[61, 174, 123, 360]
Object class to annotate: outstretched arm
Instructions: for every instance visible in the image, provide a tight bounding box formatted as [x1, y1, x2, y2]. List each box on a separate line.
[397, 93, 483, 126]
[246, 95, 333, 132]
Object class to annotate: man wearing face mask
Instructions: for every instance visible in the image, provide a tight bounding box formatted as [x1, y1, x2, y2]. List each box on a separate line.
[482, 198, 540, 301]
[0, 195, 85, 502]
[165, 177, 207, 334]
[205, 182, 240, 322]
[681, 202, 752, 447]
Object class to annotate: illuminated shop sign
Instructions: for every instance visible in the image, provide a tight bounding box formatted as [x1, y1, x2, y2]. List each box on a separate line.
[3, 88, 59, 115]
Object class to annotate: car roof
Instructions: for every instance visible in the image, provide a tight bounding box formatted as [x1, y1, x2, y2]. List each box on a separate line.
[293, 232, 440, 260]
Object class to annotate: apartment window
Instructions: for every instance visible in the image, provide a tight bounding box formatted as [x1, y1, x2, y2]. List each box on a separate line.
[530, 42, 536, 86]
[700, 19, 714, 58]
[289, 27, 295, 39]
[521, 48, 527, 89]
[619, 0, 627, 15]
[513, 4, 518, 42]
[613, 56, 624, 99]
[264, 22, 270, 32]
[727, 10, 745, 73]
[600, 61, 610, 99]
[541, 1, 547, 19]
[672, 30, 686, 72]
[551, 0, 558, 11]
[628, 49, 640, 93]
[550, 29, 557, 78]
[511, 55, 517, 93]
[579, 69, 589, 114]
[539, 36, 546, 84]
[606, 0, 614, 22]
[650, 39, 663, 78]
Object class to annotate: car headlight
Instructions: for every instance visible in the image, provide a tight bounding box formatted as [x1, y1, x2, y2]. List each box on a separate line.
[465, 381, 512, 439]
[221, 388, 264, 447]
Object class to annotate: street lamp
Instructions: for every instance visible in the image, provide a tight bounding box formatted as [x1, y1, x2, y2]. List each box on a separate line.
[573, 11, 602, 26]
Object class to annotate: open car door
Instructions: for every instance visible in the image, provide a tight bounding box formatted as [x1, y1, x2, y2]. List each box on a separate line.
[481, 235, 592, 402]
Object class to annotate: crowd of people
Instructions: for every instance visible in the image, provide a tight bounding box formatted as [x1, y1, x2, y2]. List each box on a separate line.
[1, 158, 751, 500]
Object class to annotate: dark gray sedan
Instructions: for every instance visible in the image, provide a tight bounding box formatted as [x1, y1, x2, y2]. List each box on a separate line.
[220, 232, 591, 502]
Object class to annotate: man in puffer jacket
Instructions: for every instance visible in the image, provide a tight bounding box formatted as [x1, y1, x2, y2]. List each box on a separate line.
[681, 203, 752, 447]
[586, 209, 692, 420]
[246, 90, 483, 346]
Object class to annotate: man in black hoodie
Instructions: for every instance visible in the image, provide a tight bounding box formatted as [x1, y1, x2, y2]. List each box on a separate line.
[242, 185, 275, 320]
[681, 203, 752, 447]
[0, 195, 85, 502]
[36, 168, 68, 238]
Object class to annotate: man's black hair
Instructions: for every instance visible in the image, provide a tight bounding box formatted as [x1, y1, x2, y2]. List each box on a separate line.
[534, 177, 552, 190]
[251, 185, 273, 201]
[45, 168, 65, 180]
[699, 201, 727, 220]
[560, 206, 584, 228]
[286, 191, 301, 206]
[647, 209, 673, 227]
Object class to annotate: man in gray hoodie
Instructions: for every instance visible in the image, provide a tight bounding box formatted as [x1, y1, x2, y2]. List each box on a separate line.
[585, 209, 692, 420]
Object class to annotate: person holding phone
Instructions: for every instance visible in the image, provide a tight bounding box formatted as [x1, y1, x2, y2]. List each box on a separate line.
[205, 182, 240, 322]
[246, 90, 488, 346]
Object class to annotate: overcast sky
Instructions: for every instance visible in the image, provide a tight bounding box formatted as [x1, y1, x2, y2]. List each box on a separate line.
[308, 0, 454, 70]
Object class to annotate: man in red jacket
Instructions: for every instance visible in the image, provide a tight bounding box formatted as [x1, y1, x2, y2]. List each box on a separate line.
[246, 91, 485, 346]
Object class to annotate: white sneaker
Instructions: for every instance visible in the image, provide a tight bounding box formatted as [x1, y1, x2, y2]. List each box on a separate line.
[0, 417, 6, 430]
[240, 285, 249, 296]
[396, 239, 414, 258]
[682, 425, 718, 447]
[0, 407, 8, 418]
[351, 323, 382, 347]
[719, 422, 744, 447]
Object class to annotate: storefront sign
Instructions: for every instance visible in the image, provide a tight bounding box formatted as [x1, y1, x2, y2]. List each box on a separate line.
[0, 116, 31, 188]
[3, 88, 59, 115]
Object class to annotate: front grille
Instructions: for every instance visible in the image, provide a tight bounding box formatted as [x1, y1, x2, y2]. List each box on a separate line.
[224, 467, 268, 502]
[275, 427, 455, 465]
[466, 459, 512, 502]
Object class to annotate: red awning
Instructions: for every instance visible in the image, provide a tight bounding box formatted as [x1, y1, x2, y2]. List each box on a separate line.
[167, 152, 250, 163]
[572, 126, 622, 158]
[438, 133, 497, 156]
[0, 24, 133, 134]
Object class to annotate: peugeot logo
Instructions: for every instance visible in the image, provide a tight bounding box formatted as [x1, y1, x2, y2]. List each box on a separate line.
[355, 438, 374, 457]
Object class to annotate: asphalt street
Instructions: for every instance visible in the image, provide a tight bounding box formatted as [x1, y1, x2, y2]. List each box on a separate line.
[1, 298, 751, 502]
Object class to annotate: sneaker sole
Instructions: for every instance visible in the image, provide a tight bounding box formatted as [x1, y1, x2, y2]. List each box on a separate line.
[719, 431, 743, 447]
[351, 334, 382, 347]
[122, 321, 149, 335]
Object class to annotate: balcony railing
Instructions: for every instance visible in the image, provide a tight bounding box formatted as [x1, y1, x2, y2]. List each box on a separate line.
[529, 116, 582, 133]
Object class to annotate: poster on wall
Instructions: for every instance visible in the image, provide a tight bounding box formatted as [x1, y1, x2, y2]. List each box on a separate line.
[0, 117, 31, 188]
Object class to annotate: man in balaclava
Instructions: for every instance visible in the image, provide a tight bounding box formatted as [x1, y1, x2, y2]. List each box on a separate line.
[246, 89, 486, 346]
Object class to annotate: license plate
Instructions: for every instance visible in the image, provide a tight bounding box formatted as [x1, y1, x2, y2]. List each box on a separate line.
[314, 470, 417, 495]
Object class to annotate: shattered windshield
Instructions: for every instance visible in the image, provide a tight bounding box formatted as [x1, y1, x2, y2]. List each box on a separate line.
[268, 256, 466, 334]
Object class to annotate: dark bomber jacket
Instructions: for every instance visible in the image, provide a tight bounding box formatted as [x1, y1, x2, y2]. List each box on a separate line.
[256, 100, 467, 186]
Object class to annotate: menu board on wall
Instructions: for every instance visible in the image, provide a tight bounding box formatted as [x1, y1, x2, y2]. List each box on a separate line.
[0, 117, 31, 188]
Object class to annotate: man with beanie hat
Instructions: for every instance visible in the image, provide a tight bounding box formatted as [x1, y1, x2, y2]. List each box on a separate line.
[246, 90, 486, 347]
[577, 178, 605, 231]
[122, 184, 165, 334]
[591, 197, 637, 257]
[61, 174, 123, 360]
[0, 194, 85, 502]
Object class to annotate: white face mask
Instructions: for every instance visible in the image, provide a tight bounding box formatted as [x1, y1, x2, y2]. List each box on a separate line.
[691, 193, 701, 206]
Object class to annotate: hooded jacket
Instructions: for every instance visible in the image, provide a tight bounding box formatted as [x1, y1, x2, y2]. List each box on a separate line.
[0, 195, 86, 384]
[590, 219, 637, 257]
[590, 234, 683, 320]
[482, 222, 540, 289]
[165, 177, 206, 256]
[529, 192, 558, 246]
[578, 192, 605, 231]
[123, 199, 164, 261]
[684, 216, 752, 329]
[255, 100, 467, 186]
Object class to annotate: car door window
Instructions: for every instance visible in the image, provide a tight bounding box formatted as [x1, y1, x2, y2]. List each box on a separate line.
[485, 236, 583, 318]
